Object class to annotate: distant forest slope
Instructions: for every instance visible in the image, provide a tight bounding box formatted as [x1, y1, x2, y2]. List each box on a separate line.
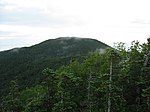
[0, 37, 110, 97]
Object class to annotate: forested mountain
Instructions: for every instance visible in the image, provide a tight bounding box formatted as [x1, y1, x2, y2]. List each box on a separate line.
[0, 37, 109, 98]
[1, 39, 149, 112]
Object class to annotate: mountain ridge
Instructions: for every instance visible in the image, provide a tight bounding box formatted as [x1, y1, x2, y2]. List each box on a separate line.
[0, 37, 109, 53]
[0, 37, 110, 97]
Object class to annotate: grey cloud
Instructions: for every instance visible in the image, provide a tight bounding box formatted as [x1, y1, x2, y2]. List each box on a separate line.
[0, 6, 83, 27]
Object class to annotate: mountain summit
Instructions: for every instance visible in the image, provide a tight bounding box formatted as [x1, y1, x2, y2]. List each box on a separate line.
[0, 37, 110, 96]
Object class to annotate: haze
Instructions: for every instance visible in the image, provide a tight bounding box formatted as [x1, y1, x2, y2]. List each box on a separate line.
[0, 0, 150, 51]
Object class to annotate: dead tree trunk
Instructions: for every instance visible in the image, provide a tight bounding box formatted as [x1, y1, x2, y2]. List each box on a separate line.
[108, 58, 113, 112]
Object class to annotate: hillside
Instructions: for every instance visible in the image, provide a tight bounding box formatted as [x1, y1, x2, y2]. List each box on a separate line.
[0, 37, 110, 97]
[0, 38, 149, 112]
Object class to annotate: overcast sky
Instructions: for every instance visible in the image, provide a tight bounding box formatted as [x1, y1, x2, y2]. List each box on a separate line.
[0, 0, 150, 51]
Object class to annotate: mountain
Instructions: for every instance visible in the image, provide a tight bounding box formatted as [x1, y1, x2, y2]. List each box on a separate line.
[0, 37, 110, 97]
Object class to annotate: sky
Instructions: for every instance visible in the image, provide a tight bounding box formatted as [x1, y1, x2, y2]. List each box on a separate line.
[0, 0, 150, 51]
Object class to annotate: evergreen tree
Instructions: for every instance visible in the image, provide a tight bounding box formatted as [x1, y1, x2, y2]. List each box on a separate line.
[2, 80, 22, 112]
[42, 68, 56, 111]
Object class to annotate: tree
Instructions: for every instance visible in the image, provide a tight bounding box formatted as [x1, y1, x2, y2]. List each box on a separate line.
[42, 68, 56, 111]
[52, 71, 78, 112]
[2, 80, 22, 112]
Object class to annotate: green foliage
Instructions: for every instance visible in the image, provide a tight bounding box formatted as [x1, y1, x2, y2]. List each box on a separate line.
[2, 80, 22, 112]
[0, 37, 109, 99]
[1, 38, 150, 112]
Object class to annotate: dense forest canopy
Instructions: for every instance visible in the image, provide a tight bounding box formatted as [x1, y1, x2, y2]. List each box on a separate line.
[0, 37, 109, 98]
[0, 38, 150, 112]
